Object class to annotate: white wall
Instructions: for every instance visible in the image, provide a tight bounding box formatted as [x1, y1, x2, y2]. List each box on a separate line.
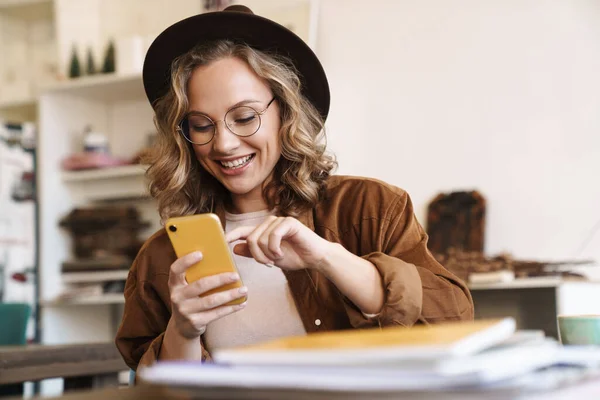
[318, 0, 600, 269]
[0, 2, 56, 102]
[53, 0, 205, 77]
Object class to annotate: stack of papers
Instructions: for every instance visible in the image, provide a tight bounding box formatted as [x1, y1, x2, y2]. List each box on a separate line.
[138, 318, 600, 397]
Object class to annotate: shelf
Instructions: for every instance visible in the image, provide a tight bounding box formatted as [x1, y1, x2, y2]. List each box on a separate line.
[62, 164, 148, 182]
[42, 73, 145, 102]
[62, 270, 129, 283]
[42, 293, 125, 306]
[0, 97, 36, 111]
[61, 164, 151, 201]
[468, 277, 595, 291]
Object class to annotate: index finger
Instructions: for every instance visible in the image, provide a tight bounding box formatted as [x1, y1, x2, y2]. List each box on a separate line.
[225, 226, 256, 243]
[170, 251, 203, 285]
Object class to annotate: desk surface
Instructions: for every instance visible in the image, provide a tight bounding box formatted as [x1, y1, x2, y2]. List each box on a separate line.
[3, 386, 184, 400]
[5, 379, 600, 400]
[0, 343, 127, 385]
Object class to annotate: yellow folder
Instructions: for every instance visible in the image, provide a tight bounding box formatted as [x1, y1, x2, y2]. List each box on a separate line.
[213, 318, 516, 366]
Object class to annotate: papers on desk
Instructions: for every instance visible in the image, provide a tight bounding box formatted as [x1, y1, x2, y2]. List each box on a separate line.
[138, 318, 600, 395]
[214, 318, 518, 366]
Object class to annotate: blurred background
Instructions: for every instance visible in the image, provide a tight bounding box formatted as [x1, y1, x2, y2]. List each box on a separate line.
[1, 0, 599, 396]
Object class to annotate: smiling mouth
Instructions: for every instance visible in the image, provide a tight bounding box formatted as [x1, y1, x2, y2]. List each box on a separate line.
[218, 154, 255, 169]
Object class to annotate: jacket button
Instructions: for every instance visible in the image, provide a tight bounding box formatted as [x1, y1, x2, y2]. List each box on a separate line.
[314, 319, 321, 326]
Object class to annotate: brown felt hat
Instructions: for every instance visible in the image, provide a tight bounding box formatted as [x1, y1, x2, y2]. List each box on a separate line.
[142, 4, 330, 120]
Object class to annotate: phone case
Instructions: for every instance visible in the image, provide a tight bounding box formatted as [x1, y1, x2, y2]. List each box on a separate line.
[165, 213, 246, 305]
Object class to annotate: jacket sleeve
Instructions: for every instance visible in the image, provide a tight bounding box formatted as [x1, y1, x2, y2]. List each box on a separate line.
[115, 246, 211, 371]
[342, 191, 474, 328]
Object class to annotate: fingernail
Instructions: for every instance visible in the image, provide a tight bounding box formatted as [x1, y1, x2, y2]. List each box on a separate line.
[239, 286, 248, 294]
[236, 302, 247, 309]
[229, 273, 240, 281]
[193, 251, 203, 260]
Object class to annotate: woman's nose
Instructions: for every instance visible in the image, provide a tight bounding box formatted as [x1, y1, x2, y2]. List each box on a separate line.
[211, 120, 241, 154]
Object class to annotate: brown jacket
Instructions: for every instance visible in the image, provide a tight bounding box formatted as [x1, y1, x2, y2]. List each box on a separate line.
[115, 175, 474, 370]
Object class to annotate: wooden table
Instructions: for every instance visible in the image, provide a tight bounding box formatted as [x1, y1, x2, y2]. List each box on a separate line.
[0, 343, 127, 391]
[3, 379, 600, 400]
[2, 385, 186, 400]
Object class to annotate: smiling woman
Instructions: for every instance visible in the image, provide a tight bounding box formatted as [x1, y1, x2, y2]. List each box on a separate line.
[183, 56, 283, 211]
[115, 5, 474, 373]
[148, 40, 332, 218]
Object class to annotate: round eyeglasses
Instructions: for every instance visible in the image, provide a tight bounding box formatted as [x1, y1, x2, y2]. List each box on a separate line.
[177, 97, 276, 145]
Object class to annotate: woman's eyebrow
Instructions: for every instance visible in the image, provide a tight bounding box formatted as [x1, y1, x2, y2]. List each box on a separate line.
[188, 99, 261, 115]
[230, 98, 261, 108]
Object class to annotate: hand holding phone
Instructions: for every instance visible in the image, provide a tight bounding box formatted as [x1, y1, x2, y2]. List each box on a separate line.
[165, 214, 248, 339]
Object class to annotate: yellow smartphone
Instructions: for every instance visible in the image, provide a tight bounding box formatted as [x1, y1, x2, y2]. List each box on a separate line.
[165, 213, 246, 305]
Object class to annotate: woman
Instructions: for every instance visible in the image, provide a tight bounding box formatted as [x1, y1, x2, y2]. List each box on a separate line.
[116, 5, 474, 370]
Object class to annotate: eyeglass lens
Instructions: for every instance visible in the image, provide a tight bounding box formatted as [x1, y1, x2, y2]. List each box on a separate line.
[182, 106, 262, 144]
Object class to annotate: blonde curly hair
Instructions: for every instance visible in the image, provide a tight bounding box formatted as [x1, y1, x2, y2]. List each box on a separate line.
[146, 40, 336, 221]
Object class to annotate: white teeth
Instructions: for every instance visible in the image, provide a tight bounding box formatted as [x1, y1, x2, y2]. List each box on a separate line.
[220, 155, 252, 169]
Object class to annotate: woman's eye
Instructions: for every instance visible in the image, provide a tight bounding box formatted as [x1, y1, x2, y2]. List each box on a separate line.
[191, 124, 213, 133]
[235, 115, 257, 125]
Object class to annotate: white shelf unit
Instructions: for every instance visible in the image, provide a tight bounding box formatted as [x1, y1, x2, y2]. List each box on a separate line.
[62, 164, 148, 182]
[62, 164, 150, 201]
[38, 72, 160, 345]
[42, 293, 125, 306]
[42, 72, 147, 103]
[62, 270, 129, 283]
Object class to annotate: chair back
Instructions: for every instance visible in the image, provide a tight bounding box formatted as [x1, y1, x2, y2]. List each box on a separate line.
[0, 303, 31, 345]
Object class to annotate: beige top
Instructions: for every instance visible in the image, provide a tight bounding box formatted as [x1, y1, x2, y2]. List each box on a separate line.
[203, 209, 307, 352]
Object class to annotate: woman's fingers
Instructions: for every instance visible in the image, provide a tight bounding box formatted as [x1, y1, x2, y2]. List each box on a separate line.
[262, 217, 294, 260]
[174, 298, 247, 338]
[228, 217, 279, 265]
[232, 242, 252, 258]
[179, 286, 248, 314]
[171, 276, 248, 333]
[225, 226, 255, 243]
[227, 226, 258, 259]
[168, 253, 249, 338]
[175, 272, 240, 302]
[249, 216, 282, 264]
[168, 251, 203, 288]
[190, 302, 247, 328]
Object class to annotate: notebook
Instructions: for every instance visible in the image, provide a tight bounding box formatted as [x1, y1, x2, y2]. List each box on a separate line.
[213, 318, 516, 366]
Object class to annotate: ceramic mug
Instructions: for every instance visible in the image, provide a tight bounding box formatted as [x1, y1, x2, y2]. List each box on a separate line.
[557, 315, 600, 345]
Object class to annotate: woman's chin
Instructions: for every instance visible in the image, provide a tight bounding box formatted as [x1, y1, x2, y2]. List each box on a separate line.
[223, 180, 261, 197]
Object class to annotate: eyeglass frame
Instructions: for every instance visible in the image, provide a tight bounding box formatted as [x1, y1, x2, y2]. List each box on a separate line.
[177, 97, 277, 145]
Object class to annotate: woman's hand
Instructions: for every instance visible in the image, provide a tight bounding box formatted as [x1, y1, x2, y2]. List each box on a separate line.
[168, 251, 247, 339]
[225, 216, 333, 271]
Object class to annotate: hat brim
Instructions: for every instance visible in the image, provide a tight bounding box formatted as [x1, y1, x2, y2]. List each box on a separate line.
[143, 10, 330, 120]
